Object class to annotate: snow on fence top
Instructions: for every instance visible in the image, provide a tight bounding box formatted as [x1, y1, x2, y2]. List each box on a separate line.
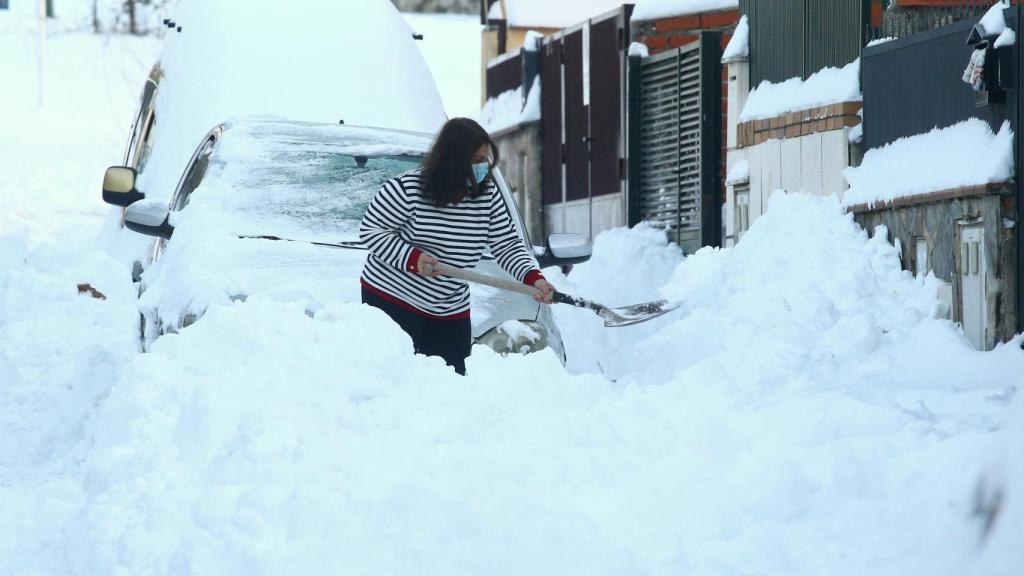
[842, 118, 1014, 208]
[475, 77, 541, 134]
[738, 59, 861, 123]
[631, 0, 738, 22]
[721, 14, 749, 63]
[487, 0, 623, 28]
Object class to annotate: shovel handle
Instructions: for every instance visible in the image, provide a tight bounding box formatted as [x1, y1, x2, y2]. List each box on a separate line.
[434, 262, 542, 298]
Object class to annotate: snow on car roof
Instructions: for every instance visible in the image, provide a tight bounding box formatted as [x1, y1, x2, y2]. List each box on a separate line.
[136, 0, 447, 207]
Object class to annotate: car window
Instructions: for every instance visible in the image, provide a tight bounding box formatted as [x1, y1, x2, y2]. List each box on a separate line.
[173, 136, 217, 211]
[135, 111, 156, 172]
[124, 81, 157, 167]
[173, 130, 422, 245]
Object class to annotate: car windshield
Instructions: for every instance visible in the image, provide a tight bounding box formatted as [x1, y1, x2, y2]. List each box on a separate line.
[189, 120, 431, 242]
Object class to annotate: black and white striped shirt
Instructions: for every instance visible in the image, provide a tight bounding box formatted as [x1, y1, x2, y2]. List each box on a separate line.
[359, 167, 544, 318]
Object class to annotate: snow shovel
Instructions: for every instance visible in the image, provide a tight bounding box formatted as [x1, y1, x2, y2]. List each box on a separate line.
[434, 263, 679, 328]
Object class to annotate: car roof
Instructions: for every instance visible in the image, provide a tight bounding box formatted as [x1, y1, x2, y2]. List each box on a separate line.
[136, 0, 446, 204]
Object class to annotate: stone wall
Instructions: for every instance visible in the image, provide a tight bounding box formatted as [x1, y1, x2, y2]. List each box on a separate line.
[492, 121, 544, 243]
[852, 188, 1017, 349]
[391, 0, 477, 14]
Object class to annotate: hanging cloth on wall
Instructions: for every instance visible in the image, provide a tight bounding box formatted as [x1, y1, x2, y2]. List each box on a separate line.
[962, 47, 987, 91]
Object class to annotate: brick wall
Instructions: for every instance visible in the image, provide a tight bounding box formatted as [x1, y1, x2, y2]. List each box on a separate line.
[631, 9, 740, 54]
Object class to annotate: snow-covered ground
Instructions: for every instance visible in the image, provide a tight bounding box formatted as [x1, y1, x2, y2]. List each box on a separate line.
[1, 12, 1023, 576]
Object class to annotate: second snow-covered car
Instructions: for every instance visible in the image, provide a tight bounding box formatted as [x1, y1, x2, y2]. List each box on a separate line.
[101, 117, 592, 360]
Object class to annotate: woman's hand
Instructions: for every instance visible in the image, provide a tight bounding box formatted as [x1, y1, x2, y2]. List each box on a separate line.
[532, 279, 556, 304]
[416, 252, 441, 277]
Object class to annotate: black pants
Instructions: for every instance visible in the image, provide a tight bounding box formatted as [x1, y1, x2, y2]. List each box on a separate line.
[361, 286, 472, 375]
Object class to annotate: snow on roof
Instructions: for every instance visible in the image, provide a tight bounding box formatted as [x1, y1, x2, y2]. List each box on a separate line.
[489, 0, 624, 28]
[475, 76, 541, 134]
[842, 119, 1014, 207]
[721, 14, 748, 63]
[725, 160, 749, 185]
[632, 0, 738, 22]
[738, 59, 861, 122]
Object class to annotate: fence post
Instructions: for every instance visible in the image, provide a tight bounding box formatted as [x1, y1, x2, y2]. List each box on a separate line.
[699, 31, 723, 248]
[627, 53, 643, 227]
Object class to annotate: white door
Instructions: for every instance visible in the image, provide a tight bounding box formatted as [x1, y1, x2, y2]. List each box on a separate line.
[960, 226, 986, 349]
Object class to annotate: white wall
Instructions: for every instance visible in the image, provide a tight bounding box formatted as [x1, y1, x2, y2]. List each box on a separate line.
[543, 193, 625, 240]
[726, 130, 851, 238]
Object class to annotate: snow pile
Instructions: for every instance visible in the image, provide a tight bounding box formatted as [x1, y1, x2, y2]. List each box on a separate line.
[0, 241, 140, 574]
[45, 193, 1023, 575]
[973, 385, 1024, 575]
[739, 59, 861, 122]
[543, 224, 685, 377]
[726, 159, 750, 185]
[843, 119, 1014, 207]
[632, 0, 738, 22]
[488, 0, 624, 28]
[475, 76, 541, 134]
[721, 14, 749, 62]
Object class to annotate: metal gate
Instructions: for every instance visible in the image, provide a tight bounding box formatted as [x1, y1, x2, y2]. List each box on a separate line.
[631, 32, 721, 254]
[540, 6, 632, 239]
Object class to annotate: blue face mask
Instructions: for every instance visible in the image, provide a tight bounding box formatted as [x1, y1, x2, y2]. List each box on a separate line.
[471, 161, 490, 184]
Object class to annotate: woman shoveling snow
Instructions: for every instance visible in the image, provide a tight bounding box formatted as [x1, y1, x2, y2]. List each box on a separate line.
[358, 117, 556, 375]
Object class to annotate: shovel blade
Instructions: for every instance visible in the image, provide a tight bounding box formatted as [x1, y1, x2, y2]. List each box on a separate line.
[599, 299, 681, 327]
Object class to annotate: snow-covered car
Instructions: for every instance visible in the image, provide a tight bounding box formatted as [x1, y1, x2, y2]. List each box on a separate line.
[101, 117, 592, 360]
[99, 0, 449, 276]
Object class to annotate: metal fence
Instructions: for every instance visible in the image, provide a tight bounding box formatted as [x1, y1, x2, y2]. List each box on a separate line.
[871, 0, 1016, 41]
[861, 12, 1007, 149]
[486, 51, 523, 100]
[540, 8, 630, 207]
[740, 0, 868, 86]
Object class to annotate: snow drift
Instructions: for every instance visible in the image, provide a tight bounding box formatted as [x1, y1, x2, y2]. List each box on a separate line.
[51, 193, 1023, 575]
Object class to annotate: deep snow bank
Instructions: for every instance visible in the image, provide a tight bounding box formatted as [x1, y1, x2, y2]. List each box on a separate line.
[60, 193, 1023, 575]
[0, 240, 140, 574]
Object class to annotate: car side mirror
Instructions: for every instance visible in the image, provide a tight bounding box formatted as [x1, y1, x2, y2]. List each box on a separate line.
[124, 199, 173, 239]
[102, 166, 145, 207]
[536, 233, 592, 268]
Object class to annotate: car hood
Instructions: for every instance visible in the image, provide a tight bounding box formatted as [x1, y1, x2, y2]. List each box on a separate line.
[139, 234, 542, 339]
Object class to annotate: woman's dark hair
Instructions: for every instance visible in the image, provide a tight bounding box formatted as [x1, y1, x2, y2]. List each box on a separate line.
[421, 117, 500, 206]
